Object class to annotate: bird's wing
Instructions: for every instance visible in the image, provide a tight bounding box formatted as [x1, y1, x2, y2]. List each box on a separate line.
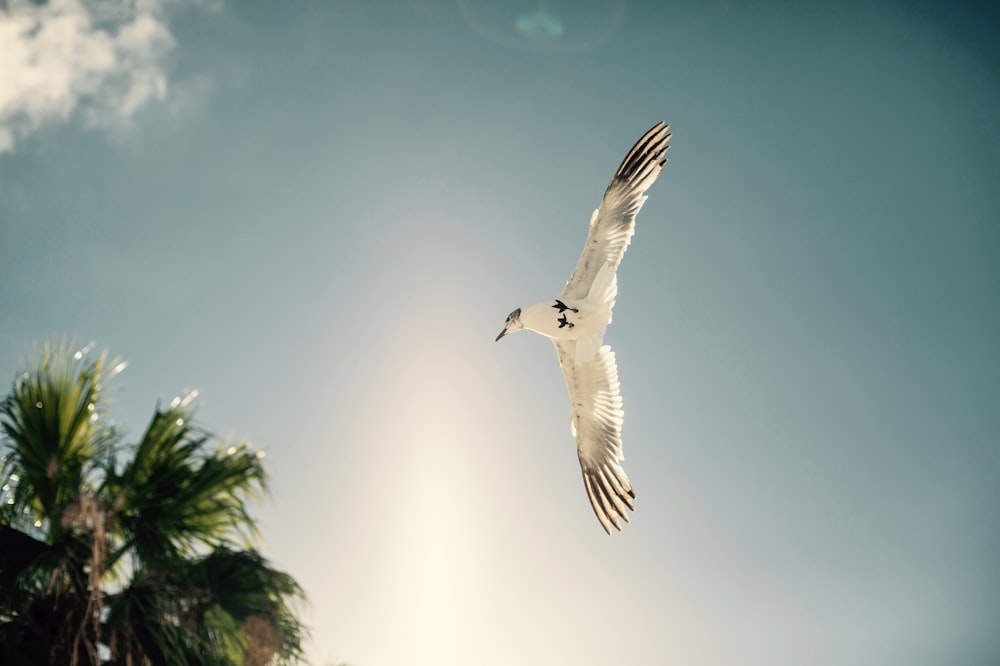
[560, 122, 671, 301]
[553, 339, 634, 534]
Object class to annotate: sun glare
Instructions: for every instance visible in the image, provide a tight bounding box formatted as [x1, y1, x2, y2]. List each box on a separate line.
[329, 308, 517, 665]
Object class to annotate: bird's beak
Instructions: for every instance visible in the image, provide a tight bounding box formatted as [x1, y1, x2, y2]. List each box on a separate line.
[495, 327, 508, 342]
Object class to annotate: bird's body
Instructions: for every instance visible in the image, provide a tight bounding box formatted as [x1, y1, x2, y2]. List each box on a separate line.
[496, 122, 671, 534]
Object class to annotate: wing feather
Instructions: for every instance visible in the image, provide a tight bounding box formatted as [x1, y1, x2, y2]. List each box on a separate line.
[553, 340, 634, 534]
[560, 122, 671, 301]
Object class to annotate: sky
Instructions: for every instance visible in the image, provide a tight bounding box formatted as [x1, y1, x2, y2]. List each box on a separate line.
[1, 0, 999, 664]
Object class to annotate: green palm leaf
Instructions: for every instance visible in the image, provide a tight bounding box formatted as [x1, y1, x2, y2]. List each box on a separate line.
[105, 401, 267, 568]
[0, 340, 121, 535]
[0, 340, 307, 665]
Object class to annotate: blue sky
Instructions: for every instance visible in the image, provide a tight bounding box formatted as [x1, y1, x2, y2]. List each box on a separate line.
[1, 1, 998, 664]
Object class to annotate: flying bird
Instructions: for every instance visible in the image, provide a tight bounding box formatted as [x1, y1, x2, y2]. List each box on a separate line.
[495, 122, 671, 534]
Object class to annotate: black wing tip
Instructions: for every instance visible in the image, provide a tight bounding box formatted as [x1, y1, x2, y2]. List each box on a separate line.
[583, 466, 636, 535]
[614, 122, 672, 184]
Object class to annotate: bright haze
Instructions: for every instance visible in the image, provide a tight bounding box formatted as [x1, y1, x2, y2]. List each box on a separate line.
[1, 1, 998, 665]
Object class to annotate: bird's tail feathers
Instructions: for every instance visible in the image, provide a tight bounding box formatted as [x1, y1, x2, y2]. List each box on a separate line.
[575, 335, 603, 368]
[587, 262, 618, 306]
[574, 263, 618, 367]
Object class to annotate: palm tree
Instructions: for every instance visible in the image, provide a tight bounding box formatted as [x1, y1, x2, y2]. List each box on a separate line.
[0, 340, 307, 665]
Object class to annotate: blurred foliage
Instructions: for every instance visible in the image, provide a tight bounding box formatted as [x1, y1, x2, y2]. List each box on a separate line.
[0, 339, 307, 665]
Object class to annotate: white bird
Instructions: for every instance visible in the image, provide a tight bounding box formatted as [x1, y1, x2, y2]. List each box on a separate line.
[495, 122, 671, 534]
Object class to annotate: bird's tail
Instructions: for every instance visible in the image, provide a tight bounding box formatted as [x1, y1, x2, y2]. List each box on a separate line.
[575, 263, 618, 367]
[587, 262, 618, 308]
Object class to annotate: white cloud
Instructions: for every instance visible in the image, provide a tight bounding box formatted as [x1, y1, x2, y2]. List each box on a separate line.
[0, 0, 200, 154]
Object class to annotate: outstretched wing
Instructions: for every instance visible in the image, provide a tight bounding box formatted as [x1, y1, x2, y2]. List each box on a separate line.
[560, 122, 671, 301]
[553, 339, 634, 534]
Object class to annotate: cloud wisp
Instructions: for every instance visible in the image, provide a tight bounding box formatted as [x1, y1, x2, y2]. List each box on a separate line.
[0, 0, 202, 154]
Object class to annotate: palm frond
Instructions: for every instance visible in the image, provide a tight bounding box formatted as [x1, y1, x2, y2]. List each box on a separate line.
[105, 403, 267, 567]
[0, 339, 122, 535]
[104, 548, 306, 665]
[0, 526, 49, 612]
[2, 339, 308, 664]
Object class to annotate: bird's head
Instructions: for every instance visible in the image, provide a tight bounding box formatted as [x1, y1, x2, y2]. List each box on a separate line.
[495, 308, 523, 342]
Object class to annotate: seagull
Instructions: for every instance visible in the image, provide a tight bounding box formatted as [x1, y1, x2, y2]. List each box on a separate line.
[495, 122, 671, 534]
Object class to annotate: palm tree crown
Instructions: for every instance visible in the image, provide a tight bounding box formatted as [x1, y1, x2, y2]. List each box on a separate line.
[0, 340, 306, 665]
